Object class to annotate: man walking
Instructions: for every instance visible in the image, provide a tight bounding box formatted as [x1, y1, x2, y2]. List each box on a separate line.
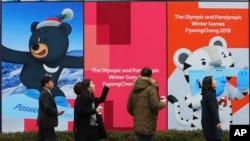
[37, 76, 64, 141]
[127, 67, 167, 141]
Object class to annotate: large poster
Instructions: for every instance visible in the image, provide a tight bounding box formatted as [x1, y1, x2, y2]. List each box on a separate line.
[1, 0, 249, 133]
[1, 2, 84, 132]
[167, 1, 249, 130]
[84, 2, 167, 130]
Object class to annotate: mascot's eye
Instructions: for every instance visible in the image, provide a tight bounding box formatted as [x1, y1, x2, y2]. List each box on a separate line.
[229, 52, 232, 56]
[37, 38, 40, 42]
[202, 61, 206, 65]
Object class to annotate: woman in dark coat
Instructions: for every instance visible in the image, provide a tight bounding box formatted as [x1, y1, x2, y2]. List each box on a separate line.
[73, 79, 110, 141]
[201, 76, 223, 141]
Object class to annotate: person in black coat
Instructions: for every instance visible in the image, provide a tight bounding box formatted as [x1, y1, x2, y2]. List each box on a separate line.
[73, 79, 110, 141]
[201, 76, 223, 141]
[37, 76, 64, 141]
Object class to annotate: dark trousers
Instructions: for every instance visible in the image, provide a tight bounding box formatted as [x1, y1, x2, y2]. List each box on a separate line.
[38, 126, 56, 141]
[136, 134, 155, 141]
[206, 138, 221, 141]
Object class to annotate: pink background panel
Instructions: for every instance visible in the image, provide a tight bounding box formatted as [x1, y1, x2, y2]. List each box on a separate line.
[85, 2, 167, 130]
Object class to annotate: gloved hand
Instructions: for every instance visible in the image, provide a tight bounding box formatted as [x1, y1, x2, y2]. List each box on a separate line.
[215, 76, 227, 97]
[190, 79, 201, 96]
[237, 69, 249, 91]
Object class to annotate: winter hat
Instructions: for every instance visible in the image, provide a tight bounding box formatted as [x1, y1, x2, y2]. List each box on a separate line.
[36, 8, 73, 29]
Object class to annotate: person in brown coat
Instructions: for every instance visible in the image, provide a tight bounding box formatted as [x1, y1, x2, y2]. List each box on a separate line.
[127, 67, 167, 141]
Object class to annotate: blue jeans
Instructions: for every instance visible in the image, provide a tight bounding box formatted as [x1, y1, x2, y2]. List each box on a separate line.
[136, 134, 155, 141]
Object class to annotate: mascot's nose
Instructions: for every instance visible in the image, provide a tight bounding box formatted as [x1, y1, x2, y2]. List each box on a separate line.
[32, 43, 39, 50]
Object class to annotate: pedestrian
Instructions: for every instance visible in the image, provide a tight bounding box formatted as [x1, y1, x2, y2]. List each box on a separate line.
[37, 76, 64, 141]
[73, 79, 110, 141]
[127, 67, 167, 141]
[201, 76, 223, 141]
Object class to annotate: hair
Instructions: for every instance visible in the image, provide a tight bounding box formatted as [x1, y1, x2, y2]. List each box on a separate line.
[82, 79, 91, 93]
[41, 76, 53, 87]
[201, 76, 215, 95]
[140, 67, 152, 77]
[73, 82, 84, 96]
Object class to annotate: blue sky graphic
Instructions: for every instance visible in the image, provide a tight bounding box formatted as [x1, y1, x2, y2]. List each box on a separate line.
[2, 2, 84, 51]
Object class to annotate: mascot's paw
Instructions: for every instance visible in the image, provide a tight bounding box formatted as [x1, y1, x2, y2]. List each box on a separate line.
[237, 69, 249, 90]
[167, 95, 178, 104]
[24, 89, 40, 99]
[54, 96, 70, 107]
[215, 76, 227, 97]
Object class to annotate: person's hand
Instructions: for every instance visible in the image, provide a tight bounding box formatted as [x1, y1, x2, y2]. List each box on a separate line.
[216, 123, 222, 129]
[105, 83, 111, 88]
[96, 106, 103, 114]
[57, 110, 64, 115]
[237, 69, 249, 90]
[160, 98, 167, 105]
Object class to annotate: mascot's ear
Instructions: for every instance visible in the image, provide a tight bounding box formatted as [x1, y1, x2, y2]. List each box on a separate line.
[173, 48, 191, 69]
[59, 23, 72, 36]
[31, 22, 39, 33]
[209, 36, 227, 48]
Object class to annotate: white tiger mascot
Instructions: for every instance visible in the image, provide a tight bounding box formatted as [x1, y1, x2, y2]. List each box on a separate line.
[168, 36, 249, 130]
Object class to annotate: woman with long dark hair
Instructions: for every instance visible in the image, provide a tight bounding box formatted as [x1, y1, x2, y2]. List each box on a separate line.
[201, 76, 223, 141]
[73, 79, 110, 141]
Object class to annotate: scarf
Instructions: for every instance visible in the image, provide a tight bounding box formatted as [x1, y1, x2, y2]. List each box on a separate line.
[90, 102, 97, 126]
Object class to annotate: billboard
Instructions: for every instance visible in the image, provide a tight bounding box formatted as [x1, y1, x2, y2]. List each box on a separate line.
[84, 1, 167, 130]
[1, 1, 167, 132]
[1, 1, 84, 132]
[167, 1, 249, 130]
[1, 0, 249, 133]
